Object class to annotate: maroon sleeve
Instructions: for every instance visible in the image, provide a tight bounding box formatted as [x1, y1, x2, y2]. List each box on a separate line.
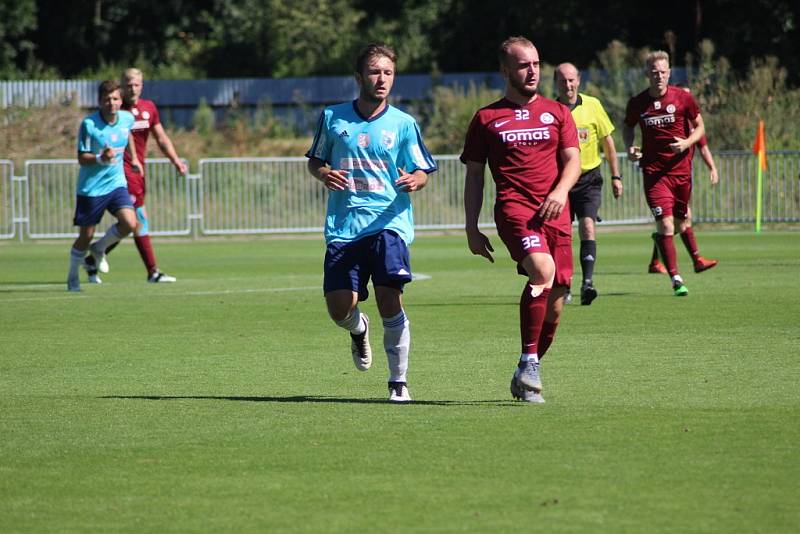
[459, 112, 488, 165]
[683, 91, 700, 121]
[624, 96, 639, 127]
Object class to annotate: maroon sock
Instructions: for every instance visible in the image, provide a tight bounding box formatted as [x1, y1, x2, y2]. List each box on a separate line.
[680, 227, 700, 261]
[134, 235, 158, 275]
[656, 234, 680, 277]
[650, 243, 660, 263]
[520, 285, 552, 355]
[537, 321, 559, 361]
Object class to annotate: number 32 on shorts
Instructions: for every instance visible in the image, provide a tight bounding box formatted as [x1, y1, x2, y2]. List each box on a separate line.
[521, 234, 541, 251]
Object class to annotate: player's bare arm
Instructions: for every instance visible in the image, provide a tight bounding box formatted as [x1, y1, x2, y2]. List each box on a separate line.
[623, 124, 641, 161]
[308, 157, 350, 191]
[669, 114, 706, 154]
[540, 146, 581, 221]
[700, 145, 719, 185]
[603, 134, 623, 198]
[152, 123, 188, 175]
[395, 168, 428, 192]
[464, 160, 494, 263]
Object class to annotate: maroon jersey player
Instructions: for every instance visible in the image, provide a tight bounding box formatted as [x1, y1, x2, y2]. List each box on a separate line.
[623, 51, 716, 297]
[89, 68, 187, 283]
[461, 36, 581, 404]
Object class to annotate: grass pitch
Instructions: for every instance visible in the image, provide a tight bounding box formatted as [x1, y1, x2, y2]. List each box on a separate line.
[1, 229, 798, 532]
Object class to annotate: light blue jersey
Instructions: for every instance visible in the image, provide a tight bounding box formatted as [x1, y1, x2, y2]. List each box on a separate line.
[306, 101, 437, 244]
[76, 110, 135, 196]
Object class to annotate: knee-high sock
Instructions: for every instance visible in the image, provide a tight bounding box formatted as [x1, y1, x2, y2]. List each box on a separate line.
[134, 234, 158, 275]
[655, 234, 680, 277]
[334, 306, 365, 335]
[69, 247, 85, 278]
[650, 232, 660, 263]
[537, 321, 559, 361]
[520, 284, 552, 355]
[680, 227, 700, 261]
[580, 240, 596, 283]
[92, 224, 122, 252]
[383, 310, 410, 383]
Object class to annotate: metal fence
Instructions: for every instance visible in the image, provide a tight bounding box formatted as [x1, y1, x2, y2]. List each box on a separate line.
[1, 152, 798, 241]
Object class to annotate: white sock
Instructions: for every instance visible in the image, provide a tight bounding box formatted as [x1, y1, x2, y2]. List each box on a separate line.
[383, 310, 410, 383]
[69, 247, 85, 277]
[91, 224, 122, 253]
[335, 307, 365, 335]
[672, 274, 684, 284]
[520, 353, 539, 364]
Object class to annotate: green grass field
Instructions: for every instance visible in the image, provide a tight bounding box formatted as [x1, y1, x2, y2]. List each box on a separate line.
[1, 229, 798, 533]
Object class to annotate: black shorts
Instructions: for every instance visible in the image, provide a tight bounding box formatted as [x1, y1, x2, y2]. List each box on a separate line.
[569, 166, 603, 221]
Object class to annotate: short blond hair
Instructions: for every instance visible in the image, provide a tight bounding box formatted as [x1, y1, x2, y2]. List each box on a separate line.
[123, 67, 143, 81]
[646, 50, 670, 68]
[498, 36, 535, 64]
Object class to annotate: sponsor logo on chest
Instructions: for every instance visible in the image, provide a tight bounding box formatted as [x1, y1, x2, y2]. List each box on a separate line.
[643, 114, 676, 127]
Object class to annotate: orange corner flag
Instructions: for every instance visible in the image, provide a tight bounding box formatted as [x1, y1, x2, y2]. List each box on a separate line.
[752, 120, 768, 171]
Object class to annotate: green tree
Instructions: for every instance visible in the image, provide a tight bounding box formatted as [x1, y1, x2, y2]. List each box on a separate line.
[0, 0, 37, 78]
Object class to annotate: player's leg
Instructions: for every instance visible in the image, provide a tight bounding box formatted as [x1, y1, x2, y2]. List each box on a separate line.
[647, 175, 687, 295]
[371, 230, 414, 403]
[68, 225, 95, 291]
[678, 206, 718, 273]
[537, 232, 572, 361]
[133, 205, 176, 283]
[87, 188, 135, 273]
[648, 229, 667, 273]
[324, 239, 372, 371]
[515, 251, 555, 395]
[577, 170, 602, 305]
[577, 216, 598, 305]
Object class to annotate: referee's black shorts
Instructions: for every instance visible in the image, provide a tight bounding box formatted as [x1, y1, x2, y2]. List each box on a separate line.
[569, 166, 603, 221]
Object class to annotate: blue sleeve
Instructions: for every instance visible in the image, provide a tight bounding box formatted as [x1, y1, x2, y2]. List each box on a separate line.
[397, 119, 437, 174]
[305, 110, 331, 164]
[77, 119, 93, 154]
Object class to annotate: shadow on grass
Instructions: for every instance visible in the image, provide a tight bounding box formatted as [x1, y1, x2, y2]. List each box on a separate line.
[100, 395, 522, 407]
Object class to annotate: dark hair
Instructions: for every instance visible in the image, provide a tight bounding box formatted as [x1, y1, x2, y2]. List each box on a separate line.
[97, 80, 120, 102]
[498, 36, 535, 64]
[355, 43, 397, 75]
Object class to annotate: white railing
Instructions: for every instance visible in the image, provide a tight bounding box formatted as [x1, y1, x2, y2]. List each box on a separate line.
[1, 152, 798, 240]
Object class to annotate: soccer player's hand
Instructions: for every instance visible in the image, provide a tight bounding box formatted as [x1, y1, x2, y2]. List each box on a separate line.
[321, 169, 350, 191]
[669, 137, 689, 153]
[466, 228, 494, 263]
[627, 146, 642, 162]
[99, 145, 115, 165]
[612, 178, 623, 198]
[540, 190, 567, 221]
[709, 168, 719, 185]
[175, 160, 188, 175]
[395, 167, 424, 192]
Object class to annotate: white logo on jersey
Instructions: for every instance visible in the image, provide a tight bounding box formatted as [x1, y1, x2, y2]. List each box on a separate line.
[539, 112, 554, 124]
[494, 119, 511, 127]
[666, 104, 676, 113]
[358, 133, 370, 148]
[644, 114, 676, 127]
[654, 101, 662, 110]
[142, 111, 151, 120]
[499, 127, 551, 143]
[110, 134, 119, 142]
[381, 129, 396, 149]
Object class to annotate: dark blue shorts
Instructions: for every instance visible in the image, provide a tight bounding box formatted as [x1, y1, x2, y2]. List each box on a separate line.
[323, 230, 412, 301]
[73, 187, 134, 227]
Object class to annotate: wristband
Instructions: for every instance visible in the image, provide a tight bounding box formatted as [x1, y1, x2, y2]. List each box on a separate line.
[612, 175, 622, 181]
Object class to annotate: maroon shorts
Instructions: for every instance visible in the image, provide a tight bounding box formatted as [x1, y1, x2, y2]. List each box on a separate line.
[643, 173, 691, 220]
[125, 170, 146, 208]
[494, 202, 573, 287]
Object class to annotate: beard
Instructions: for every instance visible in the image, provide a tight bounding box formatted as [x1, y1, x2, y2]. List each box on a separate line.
[509, 77, 538, 98]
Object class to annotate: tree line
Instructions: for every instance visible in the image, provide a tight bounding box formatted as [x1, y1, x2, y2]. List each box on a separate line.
[2, 0, 798, 83]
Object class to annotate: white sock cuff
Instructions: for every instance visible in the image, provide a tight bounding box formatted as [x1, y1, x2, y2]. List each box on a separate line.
[335, 307, 363, 333]
[382, 310, 407, 330]
[520, 353, 539, 363]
